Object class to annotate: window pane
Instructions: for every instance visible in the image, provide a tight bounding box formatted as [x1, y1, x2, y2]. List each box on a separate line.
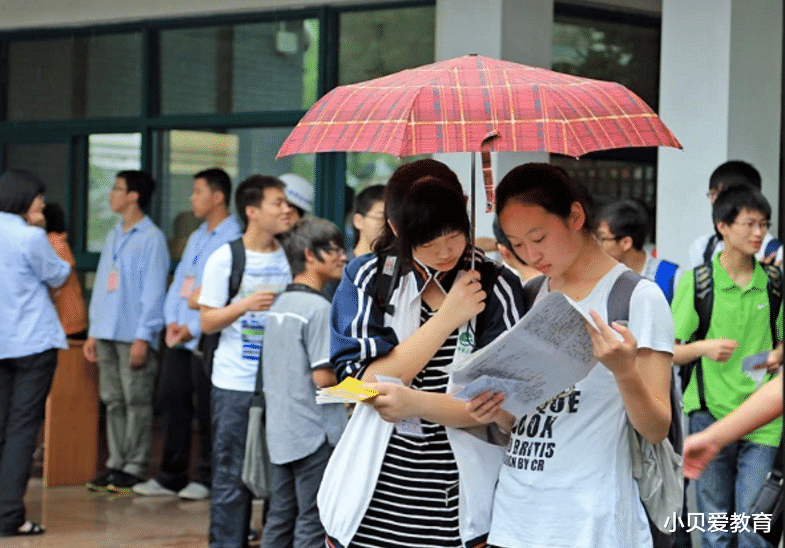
[551, 156, 657, 242]
[5, 143, 70, 218]
[87, 134, 142, 252]
[159, 19, 319, 115]
[339, 6, 435, 85]
[155, 128, 315, 259]
[552, 15, 660, 111]
[6, 33, 142, 121]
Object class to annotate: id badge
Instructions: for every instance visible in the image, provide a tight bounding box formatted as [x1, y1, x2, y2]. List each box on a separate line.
[107, 268, 119, 293]
[179, 273, 196, 298]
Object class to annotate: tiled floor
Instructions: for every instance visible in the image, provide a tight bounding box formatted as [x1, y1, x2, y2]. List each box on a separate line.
[0, 479, 263, 548]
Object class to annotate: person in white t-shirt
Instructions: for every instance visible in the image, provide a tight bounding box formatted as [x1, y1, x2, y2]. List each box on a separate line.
[198, 175, 293, 548]
[467, 163, 675, 548]
[687, 161, 781, 267]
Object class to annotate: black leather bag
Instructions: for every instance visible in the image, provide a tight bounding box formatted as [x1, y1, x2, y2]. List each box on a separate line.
[750, 444, 783, 545]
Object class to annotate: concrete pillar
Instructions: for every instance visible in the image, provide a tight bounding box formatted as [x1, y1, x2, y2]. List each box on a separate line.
[434, 0, 554, 240]
[657, 0, 782, 267]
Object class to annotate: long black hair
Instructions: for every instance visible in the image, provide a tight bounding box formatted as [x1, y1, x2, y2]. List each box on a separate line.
[373, 159, 469, 264]
[0, 169, 45, 215]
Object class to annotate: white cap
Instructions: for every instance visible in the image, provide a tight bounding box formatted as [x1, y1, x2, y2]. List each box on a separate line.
[279, 173, 314, 213]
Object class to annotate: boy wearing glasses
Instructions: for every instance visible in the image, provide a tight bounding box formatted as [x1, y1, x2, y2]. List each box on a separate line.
[259, 217, 347, 548]
[596, 199, 681, 303]
[672, 184, 783, 548]
[84, 170, 170, 492]
[687, 160, 781, 267]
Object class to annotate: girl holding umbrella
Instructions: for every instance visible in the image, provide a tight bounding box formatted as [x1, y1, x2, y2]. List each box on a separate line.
[468, 163, 675, 548]
[324, 159, 523, 548]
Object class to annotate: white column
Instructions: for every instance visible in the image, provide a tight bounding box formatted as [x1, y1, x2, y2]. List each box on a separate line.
[657, 0, 782, 268]
[434, 0, 554, 241]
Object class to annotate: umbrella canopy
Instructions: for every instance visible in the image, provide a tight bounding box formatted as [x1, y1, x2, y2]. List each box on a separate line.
[278, 54, 681, 159]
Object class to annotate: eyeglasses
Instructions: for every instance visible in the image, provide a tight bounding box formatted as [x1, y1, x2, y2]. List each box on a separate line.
[732, 220, 770, 232]
[111, 185, 128, 193]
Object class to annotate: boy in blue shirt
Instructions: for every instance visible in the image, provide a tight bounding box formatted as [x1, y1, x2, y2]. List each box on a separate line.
[84, 170, 170, 492]
[198, 175, 293, 548]
[133, 168, 241, 500]
[260, 217, 348, 548]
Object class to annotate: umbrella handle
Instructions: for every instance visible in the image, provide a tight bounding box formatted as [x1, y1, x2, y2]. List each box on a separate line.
[470, 151, 476, 271]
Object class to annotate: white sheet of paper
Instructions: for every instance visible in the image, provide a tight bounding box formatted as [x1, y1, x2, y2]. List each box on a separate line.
[447, 290, 598, 418]
[742, 350, 770, 386]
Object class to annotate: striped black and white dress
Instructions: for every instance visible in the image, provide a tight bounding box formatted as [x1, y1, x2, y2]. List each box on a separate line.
[349, 303, 462, 548]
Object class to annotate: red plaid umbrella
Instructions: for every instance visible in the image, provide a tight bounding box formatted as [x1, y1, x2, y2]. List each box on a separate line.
[277, 54, 681, 159]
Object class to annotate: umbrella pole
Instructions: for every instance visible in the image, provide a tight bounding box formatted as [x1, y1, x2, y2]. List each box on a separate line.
[470, 151, 476, 271]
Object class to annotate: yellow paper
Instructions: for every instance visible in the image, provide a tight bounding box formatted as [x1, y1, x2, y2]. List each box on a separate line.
[319, 377, 379, 403]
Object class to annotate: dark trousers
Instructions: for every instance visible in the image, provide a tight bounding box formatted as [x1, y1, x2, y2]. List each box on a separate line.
[261, 441, 333, 548]
[155, 347, 211, 490]
[209, 386, 253, 548]
[0, 349, 58, 533]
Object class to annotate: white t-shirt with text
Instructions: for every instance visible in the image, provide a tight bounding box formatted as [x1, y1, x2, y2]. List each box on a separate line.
[488, 263, 674, 548]
[199, 243, 291, 392]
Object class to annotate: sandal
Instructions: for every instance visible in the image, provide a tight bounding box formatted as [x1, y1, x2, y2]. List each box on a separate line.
[0, 521, 45, 536]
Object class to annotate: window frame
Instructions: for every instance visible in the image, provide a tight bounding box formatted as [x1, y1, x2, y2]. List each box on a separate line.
[0, 0, 435, 272]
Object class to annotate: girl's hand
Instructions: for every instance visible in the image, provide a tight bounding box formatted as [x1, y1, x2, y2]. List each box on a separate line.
[438, 270, 486, 330]
[683, 431, 723, 480]
[466, 391, 515, 432]
[586, 310, 637, 378]
[364, 382, 415, 423]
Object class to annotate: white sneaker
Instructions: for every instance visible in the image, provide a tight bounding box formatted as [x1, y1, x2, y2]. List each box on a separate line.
[132, 478, 177, 497]
[178, 482, 210, 500]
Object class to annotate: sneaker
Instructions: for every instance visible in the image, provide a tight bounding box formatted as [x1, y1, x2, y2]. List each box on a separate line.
[132, 478, 177, 497]
[86, 469, 121, 492]
[177, 481, 210, 500]
[107, 471, 142, 493]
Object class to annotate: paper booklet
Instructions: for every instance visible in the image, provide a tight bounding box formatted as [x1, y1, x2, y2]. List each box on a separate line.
[315, 376, 378, 404]
[449, 290, 599, 418]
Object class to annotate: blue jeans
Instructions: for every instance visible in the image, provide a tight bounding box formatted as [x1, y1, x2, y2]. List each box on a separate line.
[209, 386, 253, 548]
[689, 411, 778, 548]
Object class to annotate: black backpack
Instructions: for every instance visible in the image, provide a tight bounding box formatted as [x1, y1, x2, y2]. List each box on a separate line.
[681, 261, 783, 411]
[523, 270, 683, 548]
[197, 237, 245, 377]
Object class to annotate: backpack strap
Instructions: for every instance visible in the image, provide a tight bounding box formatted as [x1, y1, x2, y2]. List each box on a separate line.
[374, 254, 401, 316]
[702, 234, 719, 265]
[227, 237, 246, 302]
[653, 260, 679, 305]
[763, 264, 783, 345]
[764, 238, 782, 259]
[607, 269, 642, 324]
[607, 269, 684, 456]
[473, 259, 505, 341]
[691, 262, 714, 413]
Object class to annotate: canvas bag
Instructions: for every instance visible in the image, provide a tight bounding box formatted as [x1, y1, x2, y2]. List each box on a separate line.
[241, 343, 272, 499]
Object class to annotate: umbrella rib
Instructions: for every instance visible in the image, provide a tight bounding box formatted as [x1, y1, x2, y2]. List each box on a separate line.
[586, 81, 646, 146]
[555, 83, 610, 155]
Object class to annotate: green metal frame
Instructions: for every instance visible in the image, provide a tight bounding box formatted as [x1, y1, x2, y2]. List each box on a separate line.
[0, 1, 435, 271]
